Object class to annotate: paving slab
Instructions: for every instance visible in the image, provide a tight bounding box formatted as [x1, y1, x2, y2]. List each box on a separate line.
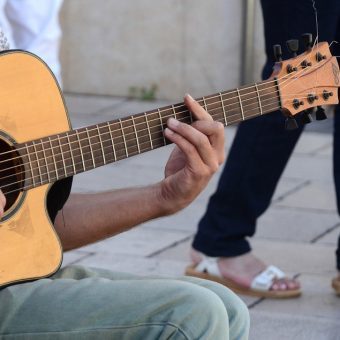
[275, 181, 337, 212]
[272, 178, 308, 202]
[253, 273, 340, 321]
[315, 144, 333, 157]
[282, 154, 333, 183]
[76, 252, 187, 276]
[249, 310, 340, 340]
[141, 198, 212, 234]
[316, 225, 340, 246]
[256, 207, 339, 243]
[79, 227, 190, 257]
[293, 132, 332, 155]
[252, 239, 335, 275]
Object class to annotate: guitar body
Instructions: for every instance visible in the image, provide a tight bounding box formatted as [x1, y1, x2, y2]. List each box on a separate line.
[0, 51, 71, 287]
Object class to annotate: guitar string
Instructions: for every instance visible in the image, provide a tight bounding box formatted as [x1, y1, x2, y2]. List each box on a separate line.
[0, 54, 328, 160]
[1, 103, 290, 195]
[0, 89, 325, 179]
[0, 47, 333, 173]
[0, 94, 327, 194]
[0, 53, 333, 184]
[0, 65, 333, 180]
[0, 60, 330, 178]
[0, 97, 282, 182]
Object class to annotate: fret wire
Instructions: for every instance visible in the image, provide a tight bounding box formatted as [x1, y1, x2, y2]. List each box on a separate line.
[85, 127, 96, 167]
[74, 130, 86, 171]
[7, 100, 283, 192]
[66, 132, 77, 174]
[57, 134, 67, 177]
[236, 88, 245, 120]
[31, 141, 43, 184]
[172, 105, 177, 120]
[48, 136, 59, 180]
[219, 92, 228, 126]
[5, 95, 281, 188]
[144, 113, 154, 150]
[25, 144, 36, 186]
[131, 116, 140, 154]
[119, 119, 129, 157]
[158, 109, 167, 145]
[96, 125, 107, 164]
[0, 77, 287, 166]
[0, 82, 278, 169]
[40, 139, 51, 183]
[202, 97, 208, 111]
[254, 83, 263, 115]
[107, 122, 117, 161]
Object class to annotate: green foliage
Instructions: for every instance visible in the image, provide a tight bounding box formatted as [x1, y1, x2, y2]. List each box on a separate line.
[128, 84, 158, 101]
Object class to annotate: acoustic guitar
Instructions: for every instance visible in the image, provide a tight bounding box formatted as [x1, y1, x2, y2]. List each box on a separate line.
[0, 39, 339, 287]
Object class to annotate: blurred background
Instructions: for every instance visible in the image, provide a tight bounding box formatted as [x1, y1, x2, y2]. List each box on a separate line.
[60, 0, 265, 100]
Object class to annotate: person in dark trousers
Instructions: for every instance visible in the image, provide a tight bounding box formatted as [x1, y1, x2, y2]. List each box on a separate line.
[188, 0, 340, 298]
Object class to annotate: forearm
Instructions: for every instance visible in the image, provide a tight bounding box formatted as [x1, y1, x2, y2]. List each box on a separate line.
[53, 94, 225, 252]
[54, 183, 169, 251]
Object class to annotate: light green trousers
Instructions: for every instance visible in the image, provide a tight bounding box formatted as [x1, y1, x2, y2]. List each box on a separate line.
[0, 265, 249, 339]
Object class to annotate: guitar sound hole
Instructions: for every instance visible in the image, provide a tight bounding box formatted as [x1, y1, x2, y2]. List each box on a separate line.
[0, 138, 24, 213]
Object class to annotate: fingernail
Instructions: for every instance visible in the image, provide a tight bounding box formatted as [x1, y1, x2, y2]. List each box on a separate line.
[168, 117, 179, 128]
[165, 127, 174, 135]
[185, 93, 194, 101]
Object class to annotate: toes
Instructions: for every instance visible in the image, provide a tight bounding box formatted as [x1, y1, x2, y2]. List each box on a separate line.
[271, 278, 300, 291]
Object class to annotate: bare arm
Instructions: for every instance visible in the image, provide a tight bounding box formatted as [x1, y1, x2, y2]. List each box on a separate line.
[54, 185, 170, 251]
[0, 95, 225, 251]
[54, 94, 225, 250]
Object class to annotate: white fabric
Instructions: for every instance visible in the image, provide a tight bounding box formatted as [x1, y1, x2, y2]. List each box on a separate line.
[250, 265, 285, 291]
[195, 256, 286, 292]
[196, 257, 221, 277]
[0, 0, 63, 82]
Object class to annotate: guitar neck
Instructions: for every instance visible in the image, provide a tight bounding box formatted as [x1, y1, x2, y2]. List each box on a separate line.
[18, 78, 281, 190]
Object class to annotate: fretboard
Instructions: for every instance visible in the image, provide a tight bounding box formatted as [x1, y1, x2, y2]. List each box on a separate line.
[18, 79, 280, 190]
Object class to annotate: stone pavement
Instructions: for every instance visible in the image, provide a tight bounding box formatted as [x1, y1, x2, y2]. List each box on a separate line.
[63, 93, 340, 340]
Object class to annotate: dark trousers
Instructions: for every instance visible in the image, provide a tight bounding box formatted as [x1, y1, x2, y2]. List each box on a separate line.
[193, 0, 340, 270]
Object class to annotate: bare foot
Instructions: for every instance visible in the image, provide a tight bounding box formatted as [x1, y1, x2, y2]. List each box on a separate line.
[191, 249, 300, 292]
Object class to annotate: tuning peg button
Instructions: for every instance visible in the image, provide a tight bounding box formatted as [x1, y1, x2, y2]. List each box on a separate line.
[285, 117, 299, 130]
[273, 44, 282, 62]
[301, 110, 313, 124]
[301, 33, 313, 51]
[286, 39, 299, 57]
[315, 106, 327, 120]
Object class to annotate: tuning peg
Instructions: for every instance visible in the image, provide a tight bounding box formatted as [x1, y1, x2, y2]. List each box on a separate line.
[315, 106, 327, 120]
[273, 44, 282, 62]
[286, 39, 299, 57]
[301, 110, 313, 124]
[301, 33, 313, 51]
[285, 117, 299, 130]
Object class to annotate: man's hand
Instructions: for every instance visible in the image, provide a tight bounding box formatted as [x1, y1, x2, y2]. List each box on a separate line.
[159, 94, 225, 214]
[0, 190, 6, 218]
[55, 94, 224, 250]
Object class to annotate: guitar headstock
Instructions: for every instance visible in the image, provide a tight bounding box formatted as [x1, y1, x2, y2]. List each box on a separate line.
[272, 41, 339, 122]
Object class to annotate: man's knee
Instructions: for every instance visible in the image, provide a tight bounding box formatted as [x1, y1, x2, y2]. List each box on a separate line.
[172, 282, 230, 339]
[185, 279, 250, 339]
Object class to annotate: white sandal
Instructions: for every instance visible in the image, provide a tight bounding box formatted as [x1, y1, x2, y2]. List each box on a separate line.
[185, 256, 301, 298]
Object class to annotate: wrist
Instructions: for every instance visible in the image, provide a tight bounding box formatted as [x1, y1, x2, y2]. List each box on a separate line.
[154, 180, 189, 216]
